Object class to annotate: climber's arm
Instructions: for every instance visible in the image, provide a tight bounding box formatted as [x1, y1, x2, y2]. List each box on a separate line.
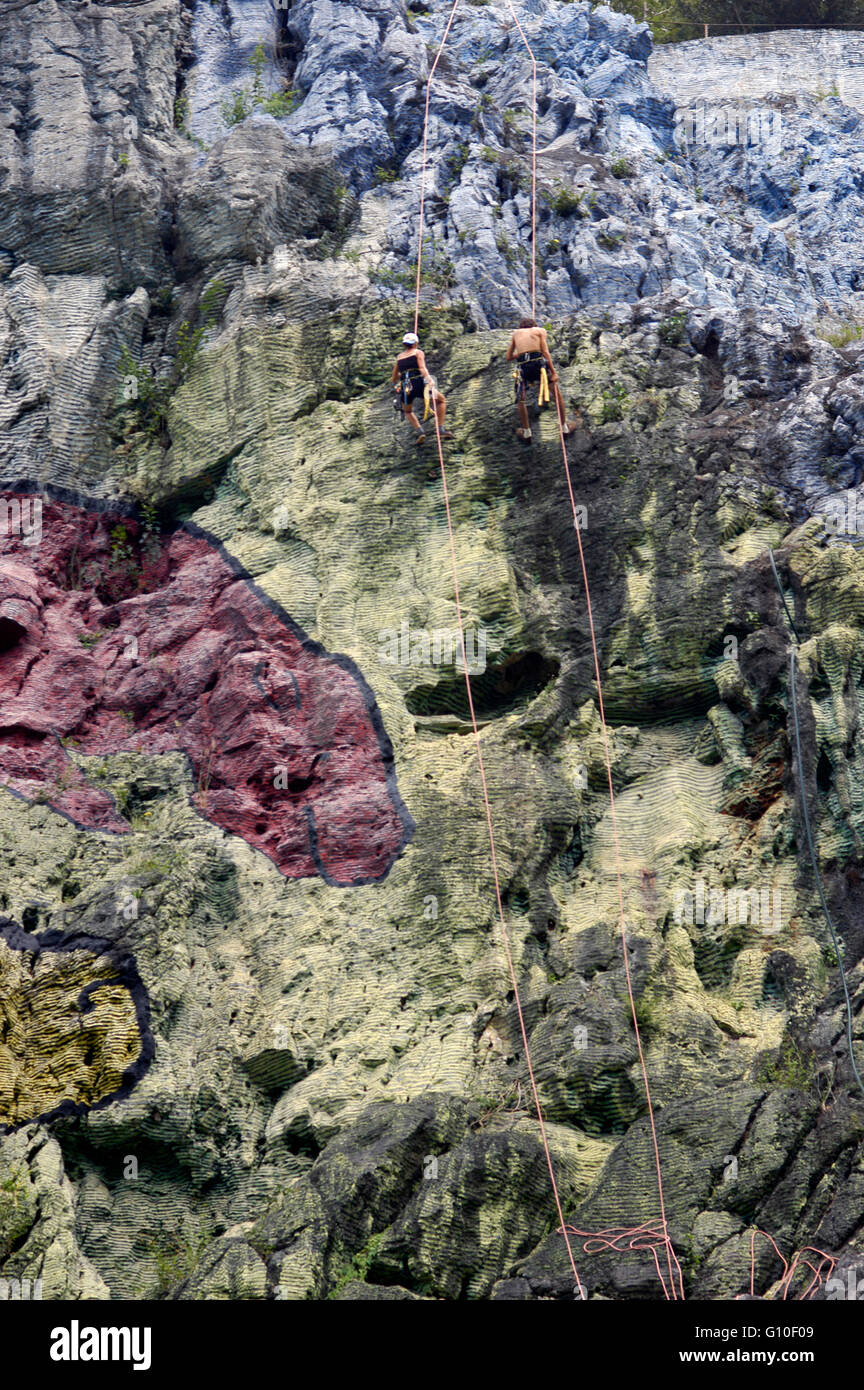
[505, 334, 517, 362]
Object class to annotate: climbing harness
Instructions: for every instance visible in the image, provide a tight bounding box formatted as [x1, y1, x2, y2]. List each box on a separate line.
[397, 354, 426, 410]
[768, 548, 864, 1103]
[513, 351, 550, 407]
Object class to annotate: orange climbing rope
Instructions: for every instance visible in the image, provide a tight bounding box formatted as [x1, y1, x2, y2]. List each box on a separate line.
[414, 0, 463, 336]
[501, 0, 537, 317]
[419, 0, 683, 1289]
[408, 4, 851, 1307]
[499, 1, 681, 1297]
[413, 0, 585, 1299]
[549, 325, 681, 1300]
[747, 1231, 836, 1301]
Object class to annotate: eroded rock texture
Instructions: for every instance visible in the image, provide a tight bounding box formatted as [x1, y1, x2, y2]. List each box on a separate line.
[0, 496, 413, 886]
[2, 0, 864, 1303]
[0, 917, 152, 1134]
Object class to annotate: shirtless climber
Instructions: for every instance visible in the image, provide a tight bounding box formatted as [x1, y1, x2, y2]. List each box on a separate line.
[392, 333, 453, 445]
[506, 317, 579, 444]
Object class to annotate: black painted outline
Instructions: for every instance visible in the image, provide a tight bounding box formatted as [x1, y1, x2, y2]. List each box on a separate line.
[0, 915, 155, 1136]
[0, 480, 416, 888]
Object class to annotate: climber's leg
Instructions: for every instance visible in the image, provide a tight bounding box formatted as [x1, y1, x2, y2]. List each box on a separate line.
[403, 402, 424, 437]
[434, 390, 453, 440]
[553, 381, 581, 436]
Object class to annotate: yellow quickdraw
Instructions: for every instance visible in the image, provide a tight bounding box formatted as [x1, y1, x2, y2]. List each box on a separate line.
[538, 366, 550, 406]
[423, 383, 434, 421]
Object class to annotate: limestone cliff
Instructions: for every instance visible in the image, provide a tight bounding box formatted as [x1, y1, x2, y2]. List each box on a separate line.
[2, 0, 864, 1302]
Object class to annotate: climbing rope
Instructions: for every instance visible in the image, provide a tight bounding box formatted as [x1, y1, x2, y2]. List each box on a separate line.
[502, 0, 681, 1298]
[747, 1229, 835, 1301]
[413, 0, 463, 337]
[550, 355, 682, 1299]
[413, 0, 585, 1299]
[412, 0, 681, 1299]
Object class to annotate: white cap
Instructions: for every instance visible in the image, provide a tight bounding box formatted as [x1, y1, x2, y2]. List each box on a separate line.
[402, 333, 419, 345]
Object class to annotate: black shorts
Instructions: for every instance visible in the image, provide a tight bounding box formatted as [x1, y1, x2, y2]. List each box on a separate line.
[401, 375, 425, 405]
[519, 358, 543, 385]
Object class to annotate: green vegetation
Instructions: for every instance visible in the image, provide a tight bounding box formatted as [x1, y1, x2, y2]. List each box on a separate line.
[220, 88, 254, 127]
[609, 0, 864, 45]
[545, 182, 585, 217]
[659, 311, 688, 346]
[174, 94, 190, 135]
[495, 233, 520, 268]
[327, 1232, 387, 1297]
[261, 88, 300, 117]
[601, 382, 630, 422]
[446, 142, 470, 185]
[372, 248, 456, 292]
[220, 39, 301, 128]
[757, 1038, 817, 1091]
[814, 316, 864, 349]
[116, 279, 226, 444]
[0, 1165, 32, 1260]
[609, 154, 635, 180]
[632, 989, 663, 1035]
[501, 108, 530, 145]
[146, 1224, 213, 1298]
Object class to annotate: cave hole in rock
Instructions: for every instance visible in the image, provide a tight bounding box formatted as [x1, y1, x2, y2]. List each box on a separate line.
[406, 651, 559, 720]
[276, 2, 303, 82]
[0, 616, 25, 652]
[816, 749, 833, 794]
[502, 886, 530, 915]
[692, 933, 742, 991]
[761, 960, 787, 1006]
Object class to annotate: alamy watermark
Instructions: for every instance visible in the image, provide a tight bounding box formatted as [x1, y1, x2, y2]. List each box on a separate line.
[826, 1266, 864, 1299]
[674, 104, 782, 152]
[0, 497, 42, 547]
[673, 878, 783, 935]
[378, 622, 487, 675]
[817, 491, 864, 539]
[0, 1277, 42, 1300]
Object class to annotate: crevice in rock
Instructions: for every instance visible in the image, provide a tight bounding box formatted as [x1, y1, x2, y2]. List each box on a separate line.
[405, 652, 559, 721]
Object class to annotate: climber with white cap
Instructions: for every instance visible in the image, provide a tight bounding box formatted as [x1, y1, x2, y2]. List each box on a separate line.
[392, 332, 453, 445]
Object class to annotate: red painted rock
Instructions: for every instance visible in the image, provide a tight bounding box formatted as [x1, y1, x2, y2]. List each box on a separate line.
[0, 493, 414, 886]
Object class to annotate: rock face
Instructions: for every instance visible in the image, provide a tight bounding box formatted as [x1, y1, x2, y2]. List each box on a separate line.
[0, 917, 152, 1134]
[649, 29, 864, 112]
[2, 0, 864, 1303]
[0, 495, 413, 886]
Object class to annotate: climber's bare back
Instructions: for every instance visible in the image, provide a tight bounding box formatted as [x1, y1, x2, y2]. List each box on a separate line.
[509, 325, 548, 357]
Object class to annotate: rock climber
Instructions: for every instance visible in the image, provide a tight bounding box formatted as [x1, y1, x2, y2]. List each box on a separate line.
[506, 317, 578, 444]
[392, 332, 453, 445]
